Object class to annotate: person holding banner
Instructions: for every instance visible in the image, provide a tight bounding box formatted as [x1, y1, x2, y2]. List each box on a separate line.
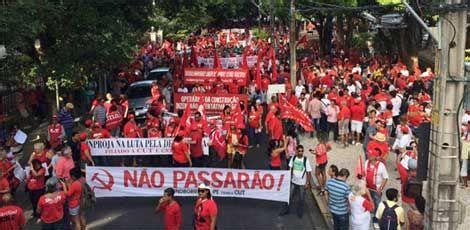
[171, 131, 192, 167]
[280, 145, 313, 218]
[123, 114, 143, 167]
[194, 183, 218, 230]
[155, 188, 182, 230]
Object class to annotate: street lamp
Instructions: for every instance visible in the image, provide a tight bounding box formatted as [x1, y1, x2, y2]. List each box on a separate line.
[34, 38, 60, 112]
[150, 26, 157, 43]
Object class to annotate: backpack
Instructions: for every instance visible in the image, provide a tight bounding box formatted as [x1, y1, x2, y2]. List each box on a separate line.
[379, 202, 398, 230]
[290, 156, 307, 178]
[404, 176, 422, 199]
[80, 181, 96, 211]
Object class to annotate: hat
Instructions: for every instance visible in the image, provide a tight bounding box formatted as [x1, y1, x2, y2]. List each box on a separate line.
[65, 103, 74, 109]
[256, 99, 261, 104]
[197, 183, 211, 191]
[79, 133, 87, 141]
[408, 159, 417, 170]
[374, 133, 387, 142]
[401, 126, 410, 134]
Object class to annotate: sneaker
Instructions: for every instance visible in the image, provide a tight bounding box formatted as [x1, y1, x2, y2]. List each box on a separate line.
[373, 222, 379, 229]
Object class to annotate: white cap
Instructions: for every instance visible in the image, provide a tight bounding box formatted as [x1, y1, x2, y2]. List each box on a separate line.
[197, 183, 211, 191]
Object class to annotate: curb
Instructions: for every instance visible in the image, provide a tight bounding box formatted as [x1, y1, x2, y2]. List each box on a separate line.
[310, 186, 333, 229]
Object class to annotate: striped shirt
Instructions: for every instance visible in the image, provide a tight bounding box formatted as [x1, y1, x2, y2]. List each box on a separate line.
[58, 108, 74, 129]
[326, 178, 350, 215]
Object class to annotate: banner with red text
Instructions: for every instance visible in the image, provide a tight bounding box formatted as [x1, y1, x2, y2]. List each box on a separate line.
[86, 167, 291, 202]
[87, 138, 209, 156]
[183, 68, 248, 85]
[173, 93, 248, 115]
[197, 56, 258, 69]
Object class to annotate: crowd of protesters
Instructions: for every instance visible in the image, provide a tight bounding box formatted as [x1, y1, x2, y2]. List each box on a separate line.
[0, 24, 468, 230]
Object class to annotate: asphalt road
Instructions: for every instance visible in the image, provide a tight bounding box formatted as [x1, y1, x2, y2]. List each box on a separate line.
[22, 128, 326, 229]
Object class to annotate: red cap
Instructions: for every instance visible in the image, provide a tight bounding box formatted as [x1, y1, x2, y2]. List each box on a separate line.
[79, 133, 87, 141]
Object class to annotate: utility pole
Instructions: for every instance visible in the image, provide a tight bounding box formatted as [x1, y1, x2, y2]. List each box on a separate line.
[270, 0, 277, 54]
[289, 0, 296, 87]
[427, 0, 467, 228]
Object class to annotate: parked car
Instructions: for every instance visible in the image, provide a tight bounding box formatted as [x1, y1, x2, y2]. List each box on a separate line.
[147, 67, 172, 81]
[126, 80, 153, 119]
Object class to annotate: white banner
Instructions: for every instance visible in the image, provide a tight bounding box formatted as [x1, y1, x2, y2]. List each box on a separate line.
[86, 167, 290, 202]
[197, 56, 257, 69]
[87, 138, 209, 156]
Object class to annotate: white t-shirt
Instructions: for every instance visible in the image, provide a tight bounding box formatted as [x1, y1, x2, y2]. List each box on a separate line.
[289, 156, 312, 185]
[295, 85, 305, 98]
[391, 96, 402, 117]
[352, 66, 362, 74]
[393, 133, 412, 150]
[364, 160, 389, 189]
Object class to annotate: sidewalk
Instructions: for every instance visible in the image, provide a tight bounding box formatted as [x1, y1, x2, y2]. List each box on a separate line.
[298, 134, 402, 228]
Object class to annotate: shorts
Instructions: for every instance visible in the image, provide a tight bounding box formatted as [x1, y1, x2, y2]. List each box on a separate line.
[338, 119, 350, 135]
[351, 120, 363, 133]
[69, 206, 80, 216]
[316, 161, 328, 170]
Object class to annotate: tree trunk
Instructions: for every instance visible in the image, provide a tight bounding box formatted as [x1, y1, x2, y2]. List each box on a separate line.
[345, 14, 354, 56]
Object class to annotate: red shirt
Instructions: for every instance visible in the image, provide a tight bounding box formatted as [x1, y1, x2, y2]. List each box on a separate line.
[397, 163, 415, 204]
[248, 111, 261, 128]
[80, 142, 91, 162]
[350, 104, 365, 121]
[147, 128, 162, 138]
[0, 205, 25, 230]
[194, 198, 218, 230]
[91, 129, 111, 139]
[189, 130, 204, 158]
[159, 201, 182, 230]
[38, 192, 66, 223]
[27, 168, 45, 191]
[171, 141, 189, 164]
[315, 144, 328, 164]
[106, 111, 123, 130]
[48, 124, 63, 148]
[269, 117, 283, 140]
[0, 178, 9, 194]
[270, 153, 281, 167]
[66, 180, 82, 208]
[338, 106, 351, 120]
[123, 121, 143, 138]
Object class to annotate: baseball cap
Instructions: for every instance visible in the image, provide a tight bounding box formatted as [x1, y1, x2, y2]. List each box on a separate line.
[198, 183, 211, 191]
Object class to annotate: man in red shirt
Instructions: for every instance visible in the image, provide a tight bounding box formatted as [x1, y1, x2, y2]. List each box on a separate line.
[55, 146, 75, 181]
[123, 114, 143, 167]
[90, 122, 111, 140]
[188, 127, 204, 167]
[268, 111, 283, 146]
[350, 98, 365, 145]
[155, 188, 182, 230]
[62, 167, 83, 230]
[338, 101, 351, 147]
[0, 193, 25, 230]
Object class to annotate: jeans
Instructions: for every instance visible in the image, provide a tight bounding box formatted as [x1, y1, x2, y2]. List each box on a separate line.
[248, 126, 261, 146]
[311, 118, 320, 137]
[369, 189, 382, 223]
[332, 213, 349, 230]
[42, 219, 64, 230]
[281, 183, 306, 217]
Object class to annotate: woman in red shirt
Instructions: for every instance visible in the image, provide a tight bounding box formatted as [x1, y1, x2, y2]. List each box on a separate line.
[310, 134, 330, 195]
[27, 159, 45, 218]
[269, 141, 285, 170]
[171, 132, 192, 167]
[61, 167, 84, 230]
[248, 105, 262, 147]
[37, 181, 67, 229]
[194, 184, 218, 230]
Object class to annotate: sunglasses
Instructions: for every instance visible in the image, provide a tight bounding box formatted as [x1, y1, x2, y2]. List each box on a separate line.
[198, 190, 208, 193]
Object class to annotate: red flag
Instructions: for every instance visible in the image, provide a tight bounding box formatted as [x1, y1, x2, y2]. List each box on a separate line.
[270, 48, 278, 82]
[213, 50, 221, 69]
[279, 95, 314, 132]
[174, 102, 191, 136]
[296, 34, 307, 48]
[355, 154, 365, 179]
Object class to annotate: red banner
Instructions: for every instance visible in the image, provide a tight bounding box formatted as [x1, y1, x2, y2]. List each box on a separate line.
[183, 68, 248, 85]
[174, 93, 248, 115]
